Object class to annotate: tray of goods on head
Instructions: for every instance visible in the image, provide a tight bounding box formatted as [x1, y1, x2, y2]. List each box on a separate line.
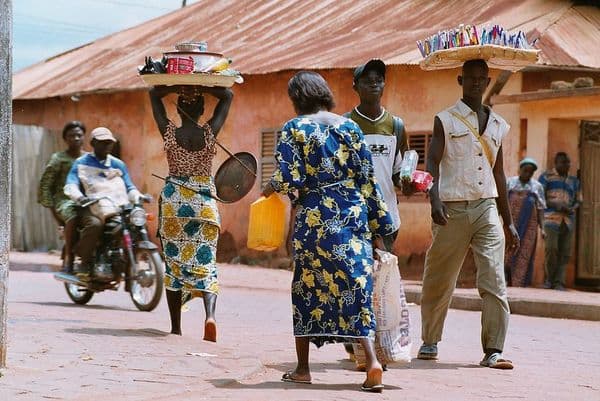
[138, 41, 243, 87]
[417, 24, 540, 71]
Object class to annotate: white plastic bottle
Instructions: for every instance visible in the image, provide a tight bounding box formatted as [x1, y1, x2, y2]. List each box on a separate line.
[399, 150, 419, 181]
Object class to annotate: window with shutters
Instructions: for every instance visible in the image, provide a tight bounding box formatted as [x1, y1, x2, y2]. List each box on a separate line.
[408, 131, 432, 169]
[260, 129, 282, 185]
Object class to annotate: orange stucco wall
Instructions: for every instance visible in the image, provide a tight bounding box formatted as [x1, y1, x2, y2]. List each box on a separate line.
[12, 65, 524, 281]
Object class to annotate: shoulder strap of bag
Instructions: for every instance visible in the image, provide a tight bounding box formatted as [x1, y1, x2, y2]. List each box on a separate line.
[449, 111, 494, 167]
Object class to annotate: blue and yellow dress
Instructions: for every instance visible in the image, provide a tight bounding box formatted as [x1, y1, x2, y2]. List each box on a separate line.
[159, 120, 220, 298]
[271, 112, 394, 347]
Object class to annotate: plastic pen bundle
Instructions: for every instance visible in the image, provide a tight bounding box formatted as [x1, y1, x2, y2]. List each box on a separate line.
[417, 24, 531, 57]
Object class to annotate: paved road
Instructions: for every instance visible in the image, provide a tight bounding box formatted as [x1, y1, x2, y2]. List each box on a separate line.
[1, 265, 599, 401]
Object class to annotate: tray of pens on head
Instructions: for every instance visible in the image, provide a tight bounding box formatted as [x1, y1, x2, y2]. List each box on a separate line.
[417, 24, 540, 71]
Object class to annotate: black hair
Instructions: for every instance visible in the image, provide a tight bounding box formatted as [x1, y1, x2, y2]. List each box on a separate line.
[288, 71, 335, 115]
[177, 94, 205, 121]
[555, 152, 570, 162]
[462, 59, 489, 74]
[62, 120, 86, 139]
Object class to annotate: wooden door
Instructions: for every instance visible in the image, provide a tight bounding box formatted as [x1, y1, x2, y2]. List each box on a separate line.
[577, 121, 600, 285]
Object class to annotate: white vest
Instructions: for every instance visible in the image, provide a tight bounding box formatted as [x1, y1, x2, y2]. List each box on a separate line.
[436, 100, 510, 202]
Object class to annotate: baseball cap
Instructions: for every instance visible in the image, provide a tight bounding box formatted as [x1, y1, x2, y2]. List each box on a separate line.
[519, 157, 538, 170]
[353, 59, 386, 83]
[90, 127, 117, 142]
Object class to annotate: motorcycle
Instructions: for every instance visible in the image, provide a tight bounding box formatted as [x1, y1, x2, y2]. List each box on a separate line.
[54, 195, 164, 311]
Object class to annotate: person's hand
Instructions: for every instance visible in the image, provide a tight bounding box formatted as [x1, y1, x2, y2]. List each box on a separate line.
[430, 199, 449, 225]
[201, 86, 233, 99]
[150, 85, 173, 96]
[504, 223, 520, 252]
[400, 178, 417, 197]
[540, 227, 546, 239]
[77, 196, 94, 206]
[261, 181, 275, 197]
[372, 236, 385, 260]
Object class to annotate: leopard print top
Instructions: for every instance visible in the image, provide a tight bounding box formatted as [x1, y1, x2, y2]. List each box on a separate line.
[164, 120, 217, 177]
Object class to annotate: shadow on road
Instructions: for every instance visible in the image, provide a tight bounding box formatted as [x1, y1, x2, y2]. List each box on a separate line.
[65, 327, 170, 337]
[16, 301, 135, 312]
[407, 360, 481, 370]
[208, 379, 403, 391]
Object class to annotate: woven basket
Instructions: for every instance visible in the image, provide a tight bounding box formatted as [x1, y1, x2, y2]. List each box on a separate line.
[420, 45, 540, 71]
[139, 73, 237, 87]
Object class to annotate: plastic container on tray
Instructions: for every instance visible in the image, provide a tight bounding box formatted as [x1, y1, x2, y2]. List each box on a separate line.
[247, 194, 286, 251]
[166, 57, 194, 74]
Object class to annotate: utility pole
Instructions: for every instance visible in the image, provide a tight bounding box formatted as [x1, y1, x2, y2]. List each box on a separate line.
[0, 0, 12, 368]
[181, 0, 187, 7]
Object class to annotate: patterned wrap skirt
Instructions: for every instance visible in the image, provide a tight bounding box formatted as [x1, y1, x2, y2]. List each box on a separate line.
[158, 175, 220, 297]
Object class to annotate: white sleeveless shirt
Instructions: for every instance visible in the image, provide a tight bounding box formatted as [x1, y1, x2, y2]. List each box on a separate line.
[436, 100, 510, 202]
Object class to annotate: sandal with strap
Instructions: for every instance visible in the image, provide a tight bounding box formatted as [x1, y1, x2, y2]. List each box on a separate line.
[281, 371, 312, 384]
[361, 366, 384, 393]
[480, 352, 514, 370]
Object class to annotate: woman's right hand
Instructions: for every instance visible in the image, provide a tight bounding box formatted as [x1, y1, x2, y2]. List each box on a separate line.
[150, 85, 176, 97]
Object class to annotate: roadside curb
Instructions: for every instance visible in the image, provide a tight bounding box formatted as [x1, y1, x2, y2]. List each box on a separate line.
[404, 285, 600, 321]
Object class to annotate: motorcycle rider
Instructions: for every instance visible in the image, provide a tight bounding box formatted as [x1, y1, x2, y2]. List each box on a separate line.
[38, 121, 87, 272]
[64, 127, 143, 281]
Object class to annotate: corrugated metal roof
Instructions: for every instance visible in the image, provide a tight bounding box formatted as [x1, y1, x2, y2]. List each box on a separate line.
[13, 0, 598, 99]
[535, 6, 600, 69]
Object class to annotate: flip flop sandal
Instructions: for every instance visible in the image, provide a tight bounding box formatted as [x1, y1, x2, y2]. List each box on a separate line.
[281, 371, 312, 384]
[361, 382, 384, 393]
[480, 353, 514, 370]
[361, 367, 384, 393]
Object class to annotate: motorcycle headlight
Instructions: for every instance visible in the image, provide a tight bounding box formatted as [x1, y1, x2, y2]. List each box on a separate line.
[130, 208, 147, 226]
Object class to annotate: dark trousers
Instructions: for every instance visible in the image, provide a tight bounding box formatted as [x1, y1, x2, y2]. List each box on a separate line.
[544, 221, 573, 288]
[76, 209, 103, 266]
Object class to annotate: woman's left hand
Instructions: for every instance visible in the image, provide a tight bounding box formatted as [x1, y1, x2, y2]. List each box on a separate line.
[372, 236, 385, 260]
[261, 181, 275, 197]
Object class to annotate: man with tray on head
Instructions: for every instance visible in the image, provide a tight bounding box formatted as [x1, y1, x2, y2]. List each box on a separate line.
[417, 58, 520, 370]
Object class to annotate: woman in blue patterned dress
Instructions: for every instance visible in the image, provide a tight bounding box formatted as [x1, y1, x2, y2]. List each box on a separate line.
[262, 71, 393, 392]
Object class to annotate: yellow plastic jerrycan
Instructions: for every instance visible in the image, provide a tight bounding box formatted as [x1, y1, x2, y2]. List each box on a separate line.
[247, 194, 286, 251]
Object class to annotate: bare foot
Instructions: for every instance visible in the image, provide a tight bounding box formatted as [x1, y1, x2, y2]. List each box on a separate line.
[203, 319, 217, 342]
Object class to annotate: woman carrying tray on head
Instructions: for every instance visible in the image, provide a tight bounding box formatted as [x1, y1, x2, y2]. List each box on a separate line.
[149, 85, 233, 342]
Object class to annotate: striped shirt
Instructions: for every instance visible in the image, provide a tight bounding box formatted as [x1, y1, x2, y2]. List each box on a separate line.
[538, 169, 581, 230]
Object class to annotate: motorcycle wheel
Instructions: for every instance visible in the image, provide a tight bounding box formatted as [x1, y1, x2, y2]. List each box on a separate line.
[129, 249, 164, 312]
[64, 283, 94, 305]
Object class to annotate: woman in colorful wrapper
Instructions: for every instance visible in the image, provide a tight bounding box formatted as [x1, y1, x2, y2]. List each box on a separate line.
[505, 157, 546, 287]
[262, 71, 393, 392]
[149, 85, 233, 342]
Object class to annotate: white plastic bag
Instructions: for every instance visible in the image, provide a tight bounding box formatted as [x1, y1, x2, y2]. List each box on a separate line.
[353, 249, 412, 365]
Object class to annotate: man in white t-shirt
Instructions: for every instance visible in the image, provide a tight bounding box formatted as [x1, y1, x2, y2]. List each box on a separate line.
[345, 59, 412, 251]
[343, 59, 413, 367]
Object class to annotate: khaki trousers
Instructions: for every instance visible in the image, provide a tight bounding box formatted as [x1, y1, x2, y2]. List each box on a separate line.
[421, 198, 509, 352]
